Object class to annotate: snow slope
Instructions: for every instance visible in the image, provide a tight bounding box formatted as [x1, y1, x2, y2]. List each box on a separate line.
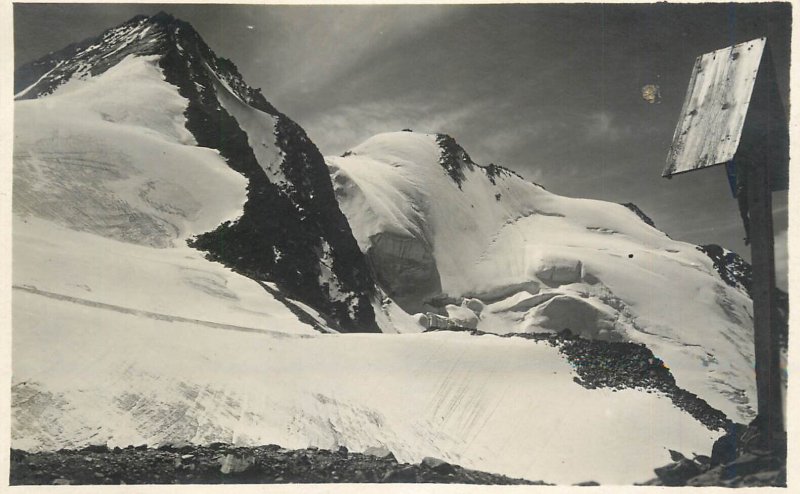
[14, 55, 243, 248]
[11, 302, 721, 485]
[12, 54, 317, 336]
[328, 131, 756, 425]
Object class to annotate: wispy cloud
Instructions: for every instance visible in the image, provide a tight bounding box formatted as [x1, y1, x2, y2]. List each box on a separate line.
[258, 6, 453, 101]
[301, 98, 493, 155]
[584, 112, 632, 142]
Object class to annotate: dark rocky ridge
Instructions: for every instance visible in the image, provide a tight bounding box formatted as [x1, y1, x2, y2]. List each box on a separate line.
[621, 202, 657, 228]
[698, 243, 752, 294]
[434, 132, 539, 189]
[14, 12, 378, 332]
[9, 444, 548, 485]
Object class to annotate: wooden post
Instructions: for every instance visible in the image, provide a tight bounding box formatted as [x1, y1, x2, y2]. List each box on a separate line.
[663, 38, 788, 452]
[740, 43, 787, 452]
[745, 154, 783, 450]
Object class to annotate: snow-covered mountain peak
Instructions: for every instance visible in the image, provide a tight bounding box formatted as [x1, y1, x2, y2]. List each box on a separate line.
[343, 132, 441, 170]
[16, 12, 275, 113]
[329, 131, 756, 424]
[344, 131, 529, 190]
[16, 13, 168, 99]
[14, 13, 378, 332]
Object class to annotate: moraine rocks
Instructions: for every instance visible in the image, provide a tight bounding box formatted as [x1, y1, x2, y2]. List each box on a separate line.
[9, 444, 549, 485]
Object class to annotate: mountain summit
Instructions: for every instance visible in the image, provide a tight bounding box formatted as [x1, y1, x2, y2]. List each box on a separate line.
[15, 12, 378, 332]
[328, 130, 756, 423]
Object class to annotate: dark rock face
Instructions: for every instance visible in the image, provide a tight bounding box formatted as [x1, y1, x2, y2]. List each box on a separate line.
[420, 457, 457, 475]
[698, 244, 752, 294]
[9, 444, 549, 485]
[435, 133, 472, 188]
[14, 12, 378, 332]
[434, 133, 534, 189]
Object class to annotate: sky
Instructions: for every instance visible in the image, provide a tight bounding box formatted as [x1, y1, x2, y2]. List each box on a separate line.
[13, 2, 792, 288]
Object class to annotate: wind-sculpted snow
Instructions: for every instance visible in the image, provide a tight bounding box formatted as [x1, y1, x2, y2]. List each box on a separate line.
[328, 131, 756, 424]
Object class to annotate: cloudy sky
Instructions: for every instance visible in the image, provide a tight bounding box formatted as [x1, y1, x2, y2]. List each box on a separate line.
[14, 2, 791, 288]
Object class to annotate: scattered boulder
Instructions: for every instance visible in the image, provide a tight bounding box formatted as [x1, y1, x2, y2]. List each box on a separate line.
[382, 465, 418, 482]
[364, 445, 396, 461]
[421, 457, 457, 475]
[668, 449, 686, 462]
[654, 458, 701, 486]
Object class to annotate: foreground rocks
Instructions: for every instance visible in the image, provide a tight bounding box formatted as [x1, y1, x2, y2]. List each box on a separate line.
[640, 421, 787, 487]
[10, 444, 548, 485]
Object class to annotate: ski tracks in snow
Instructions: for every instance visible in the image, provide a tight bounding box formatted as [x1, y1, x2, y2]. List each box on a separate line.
[12, 284, 309, 339]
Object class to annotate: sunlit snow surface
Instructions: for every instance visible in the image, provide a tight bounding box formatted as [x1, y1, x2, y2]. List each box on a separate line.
[12, 56, 740, 484]
[328, 132, 756, 425]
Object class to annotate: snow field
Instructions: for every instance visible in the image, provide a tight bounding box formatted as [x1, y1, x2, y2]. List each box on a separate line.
[11, 299, 720, 484]
[13, 55, 246, 247]
[13, 53, 318, 334]
[13, 216, 318, 336]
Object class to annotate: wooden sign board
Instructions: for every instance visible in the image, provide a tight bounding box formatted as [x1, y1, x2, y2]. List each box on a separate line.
[663, 37, 790, 448]
[663, 38, 765, 177]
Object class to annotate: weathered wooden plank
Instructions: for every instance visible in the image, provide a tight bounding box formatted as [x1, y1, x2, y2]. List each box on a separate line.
[663, 38, 765, 176]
